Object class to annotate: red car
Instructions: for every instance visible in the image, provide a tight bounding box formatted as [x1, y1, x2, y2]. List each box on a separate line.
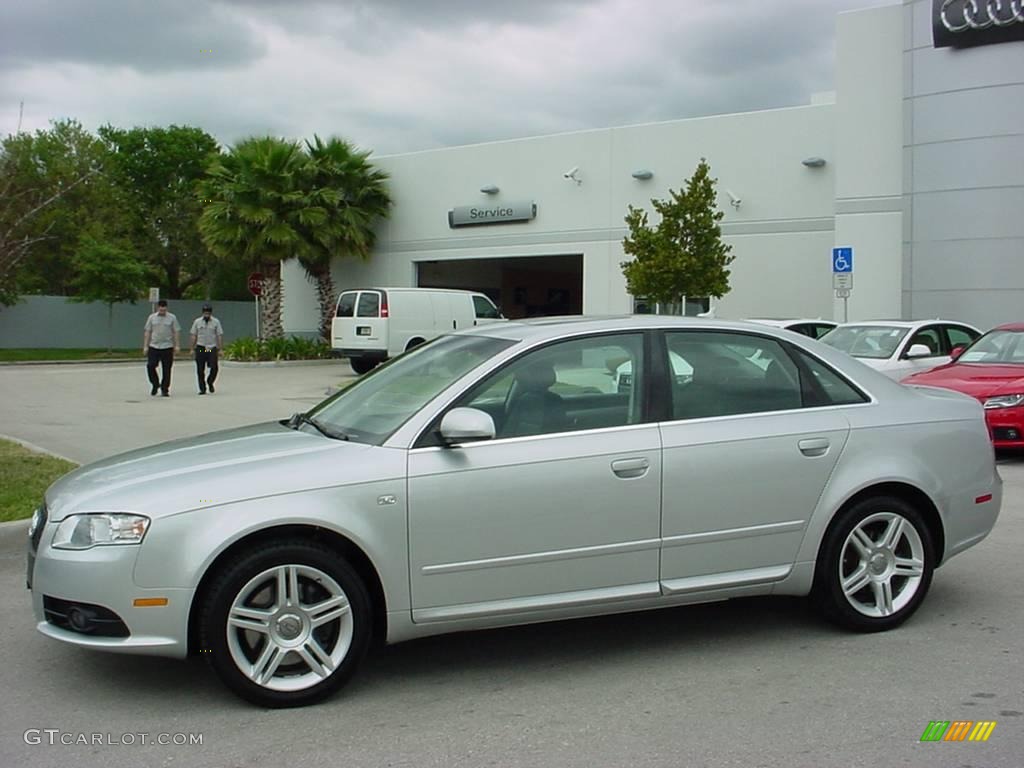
[902, 323, 1024, 448]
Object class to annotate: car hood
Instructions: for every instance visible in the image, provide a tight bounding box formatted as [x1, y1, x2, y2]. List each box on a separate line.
[902, 364, 1024, 399]
[44, 421, 381, 522]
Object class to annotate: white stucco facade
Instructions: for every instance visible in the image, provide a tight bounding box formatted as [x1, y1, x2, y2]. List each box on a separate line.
[282, 1, 1022, 336]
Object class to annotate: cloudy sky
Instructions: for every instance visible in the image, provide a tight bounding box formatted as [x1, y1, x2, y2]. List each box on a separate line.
[0, 0, 891, 157]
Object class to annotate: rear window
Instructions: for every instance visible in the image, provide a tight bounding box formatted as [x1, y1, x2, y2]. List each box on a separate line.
[356, 292, 380, 318]
[336, 292, 356, 318]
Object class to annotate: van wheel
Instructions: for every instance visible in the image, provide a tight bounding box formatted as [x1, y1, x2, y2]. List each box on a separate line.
[349, 358, 375, 375]
[405, 338, 425, 352]
[199, 540, 372, 708]
[812, 495, 934, 633]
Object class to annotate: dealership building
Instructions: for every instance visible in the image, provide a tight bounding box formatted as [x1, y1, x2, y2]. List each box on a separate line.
[282, 0, 1024, 334]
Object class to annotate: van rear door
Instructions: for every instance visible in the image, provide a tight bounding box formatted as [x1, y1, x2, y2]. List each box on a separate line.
[331, 290, 387, 356]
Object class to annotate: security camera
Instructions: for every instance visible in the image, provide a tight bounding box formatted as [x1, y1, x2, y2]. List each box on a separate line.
[563, 166, 581, 184]
[725, 189, 742, 209]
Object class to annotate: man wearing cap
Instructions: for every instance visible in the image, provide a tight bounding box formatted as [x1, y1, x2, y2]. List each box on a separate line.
[143, 299, 181, 397]
[190, 304, 224, 395]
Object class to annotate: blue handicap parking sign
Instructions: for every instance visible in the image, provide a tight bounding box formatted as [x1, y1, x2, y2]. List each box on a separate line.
[832, 247, 853, 273]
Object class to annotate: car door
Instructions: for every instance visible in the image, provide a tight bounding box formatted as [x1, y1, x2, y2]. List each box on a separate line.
[406, 332, 663, 622]
[894, 324, 946, 378]
[658, 331, 854, 594]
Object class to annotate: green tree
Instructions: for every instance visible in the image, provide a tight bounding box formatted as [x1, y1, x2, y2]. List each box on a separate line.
[0, 120, 133, 302]
[620, 158, 734, 311]
[99, 125, 220, 298]
[197, 137, 313, 339]
[301, 136, 391, 340]
[69, 235, 148, 351]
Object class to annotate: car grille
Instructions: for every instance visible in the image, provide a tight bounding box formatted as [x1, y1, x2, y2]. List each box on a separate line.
[43, 596, 130, 638]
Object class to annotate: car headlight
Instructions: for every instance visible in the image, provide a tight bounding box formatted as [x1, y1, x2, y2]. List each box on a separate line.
[28, 506, 43, 540]
[983, 394, 1024, 410]
[51, 514, 150, 550]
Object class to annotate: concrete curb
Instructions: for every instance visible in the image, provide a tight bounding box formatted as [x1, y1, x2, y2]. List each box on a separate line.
[222, 359, 349, 368]
[0, 434, 78, 464]
[0, 358, 141, 366]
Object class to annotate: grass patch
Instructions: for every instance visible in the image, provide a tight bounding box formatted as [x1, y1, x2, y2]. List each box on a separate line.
[0, 439, 78, 522]
[0, 348, 141, 362]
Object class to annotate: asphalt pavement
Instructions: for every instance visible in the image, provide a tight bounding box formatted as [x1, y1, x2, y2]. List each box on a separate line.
[0, 362, 1021, 768]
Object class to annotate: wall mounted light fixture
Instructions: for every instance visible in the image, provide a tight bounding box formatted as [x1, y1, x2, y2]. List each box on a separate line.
[801, 157, 826, 168]
[480, 184, 500, 194]
[631, 169, 654, 180]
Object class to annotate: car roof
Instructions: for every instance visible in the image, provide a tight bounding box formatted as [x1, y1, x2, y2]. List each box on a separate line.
[462, 315, 829, 344]
[831, 319, 963, 329]
[994, 322, 1024, 331]
[747, 318, 836, 326]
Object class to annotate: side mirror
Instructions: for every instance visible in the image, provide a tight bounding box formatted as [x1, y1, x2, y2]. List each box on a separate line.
[439, 407, 496, 446]
[905, 343, 933, 359]
[950, 345, 966, 361]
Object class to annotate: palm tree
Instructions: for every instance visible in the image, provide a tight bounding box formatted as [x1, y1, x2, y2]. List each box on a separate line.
[301, 136, 392, 341]
[197, 137, 316, 339]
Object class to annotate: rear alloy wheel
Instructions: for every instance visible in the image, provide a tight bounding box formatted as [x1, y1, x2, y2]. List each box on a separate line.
[814, 496, 935, 632]
[200, 541, 371, 707]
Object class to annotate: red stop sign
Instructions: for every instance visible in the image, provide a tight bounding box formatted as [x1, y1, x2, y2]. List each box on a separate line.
[247, 273, 264, 296]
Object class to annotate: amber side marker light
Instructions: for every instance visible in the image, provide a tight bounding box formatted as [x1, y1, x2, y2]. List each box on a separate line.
[133, 598, 169, 607]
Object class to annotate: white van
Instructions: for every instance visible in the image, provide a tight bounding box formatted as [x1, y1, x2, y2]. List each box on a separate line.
[331, 287, 505, 374]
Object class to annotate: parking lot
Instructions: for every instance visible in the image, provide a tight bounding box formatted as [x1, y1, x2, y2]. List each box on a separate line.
[0, 362, 1022, 768]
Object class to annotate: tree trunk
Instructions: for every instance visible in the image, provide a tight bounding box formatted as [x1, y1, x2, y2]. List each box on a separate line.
[261, 273, 284, 339]
[315, 270, 335, 342]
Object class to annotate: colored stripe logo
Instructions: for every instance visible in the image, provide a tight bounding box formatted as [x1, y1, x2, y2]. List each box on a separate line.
[920, 721, 996, 742]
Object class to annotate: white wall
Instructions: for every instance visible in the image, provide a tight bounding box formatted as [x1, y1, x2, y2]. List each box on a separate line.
[833, 3, 905, 322]
[284, 71, 847, 331]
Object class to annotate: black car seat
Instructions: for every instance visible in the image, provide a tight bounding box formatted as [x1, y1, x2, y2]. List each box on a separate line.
[502, 364, 569, 437]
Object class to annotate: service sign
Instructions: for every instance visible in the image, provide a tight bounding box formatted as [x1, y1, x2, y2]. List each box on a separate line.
[933, 0, 1024, 48]
[448, 201, 536, 228]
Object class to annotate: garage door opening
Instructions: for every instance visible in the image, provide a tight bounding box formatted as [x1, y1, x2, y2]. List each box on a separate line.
[417, 254, 583, 319]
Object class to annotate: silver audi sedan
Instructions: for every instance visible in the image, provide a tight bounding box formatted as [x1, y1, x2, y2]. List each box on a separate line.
[27, 316, 1002, 707]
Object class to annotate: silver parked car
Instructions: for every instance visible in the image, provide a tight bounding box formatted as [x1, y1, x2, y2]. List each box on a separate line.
[27, 316, 1001, 707]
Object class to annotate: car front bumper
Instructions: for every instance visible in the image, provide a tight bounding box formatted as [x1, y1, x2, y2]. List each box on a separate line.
[29, 524, 193, 658]
[985, 408, 1024, 448]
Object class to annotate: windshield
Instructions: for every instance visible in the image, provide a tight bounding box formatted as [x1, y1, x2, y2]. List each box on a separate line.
[820, 325, 909, 359]
[958, 330, 1024, 365]
[304, 334, 516, 445]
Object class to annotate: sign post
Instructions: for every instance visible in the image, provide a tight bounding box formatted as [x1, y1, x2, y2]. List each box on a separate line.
[832, 247, 853, 323]
[247, 272, 264, 340]
[148, 287, 160, 315]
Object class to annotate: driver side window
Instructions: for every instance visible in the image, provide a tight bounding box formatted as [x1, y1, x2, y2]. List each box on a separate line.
[456, 334, 645, 439]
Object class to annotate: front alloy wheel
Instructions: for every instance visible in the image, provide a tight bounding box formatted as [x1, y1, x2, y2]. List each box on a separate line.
[814, 496, 935, 632]
[201, 541, 371, 707]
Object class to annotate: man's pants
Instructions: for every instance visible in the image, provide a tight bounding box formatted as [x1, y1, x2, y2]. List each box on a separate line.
[195, 346, 219, 392]
[146, 347, 174, 393]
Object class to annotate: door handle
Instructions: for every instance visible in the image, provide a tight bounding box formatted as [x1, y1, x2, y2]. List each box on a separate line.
[611, 457, 650, 478]
[798, 438, 830, 457]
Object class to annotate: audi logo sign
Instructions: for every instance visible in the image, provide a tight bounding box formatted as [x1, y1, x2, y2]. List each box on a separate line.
[933, 0, 1024, 48]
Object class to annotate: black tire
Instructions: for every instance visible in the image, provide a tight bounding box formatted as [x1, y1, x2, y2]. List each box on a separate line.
[405, 338, 425, 352]
[349, 358, 376, 375]
[199, 540, 372, 708]
[812, 495, 935, 633]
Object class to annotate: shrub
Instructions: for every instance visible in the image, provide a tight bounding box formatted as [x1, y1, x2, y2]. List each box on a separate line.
[223, 336, 331, 362]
